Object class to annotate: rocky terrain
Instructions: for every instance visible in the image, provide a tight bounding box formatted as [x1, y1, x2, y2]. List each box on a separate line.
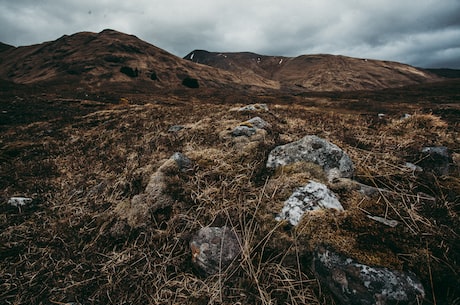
[0, 30, 459, 305]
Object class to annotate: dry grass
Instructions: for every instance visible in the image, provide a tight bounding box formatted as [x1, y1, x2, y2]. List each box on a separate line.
[1, 92, 459, 304]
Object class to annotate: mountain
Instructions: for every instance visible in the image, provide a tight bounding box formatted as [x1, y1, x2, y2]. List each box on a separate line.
[0, 29, 278, 91]
[184, 50, 443, 91]
[0, 30, 444, 92]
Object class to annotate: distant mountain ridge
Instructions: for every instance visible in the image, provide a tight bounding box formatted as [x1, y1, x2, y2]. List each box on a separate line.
[184, 50, 443, 91]
[425, 68, 460, 78]
[0, 29, 444, 92]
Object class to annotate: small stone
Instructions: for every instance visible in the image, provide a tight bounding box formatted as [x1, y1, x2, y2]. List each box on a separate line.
[403, 162, 423, 173]
[367, 215, 399, 228]
[276, 181, 344, 226]
[8, 197, 33, 207]
[168, 125, 184, 132]
[401, 113, 412, 120]
[190, 226, 241, 276]
[232, 125, 257, 137]
[313, 246, 425, 305]
[171, 152, 192, 171]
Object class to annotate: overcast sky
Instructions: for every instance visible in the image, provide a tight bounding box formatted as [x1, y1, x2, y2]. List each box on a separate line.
[1, 0, 459, 68]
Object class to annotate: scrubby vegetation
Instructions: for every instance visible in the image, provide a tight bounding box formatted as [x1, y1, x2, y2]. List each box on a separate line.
[1, 85, 459, 304]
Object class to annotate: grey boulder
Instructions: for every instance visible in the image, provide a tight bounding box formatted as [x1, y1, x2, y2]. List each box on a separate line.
[313, 246, 425, 305]
[267, 135, 354, 181]
[276, 181, 344, 226]
[190, 226, 241, 276]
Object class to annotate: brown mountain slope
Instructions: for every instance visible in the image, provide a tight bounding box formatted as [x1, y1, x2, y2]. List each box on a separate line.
[184, 50, 443, 91]
[0, 30, 278, 91]
[0, 42, 14, 53]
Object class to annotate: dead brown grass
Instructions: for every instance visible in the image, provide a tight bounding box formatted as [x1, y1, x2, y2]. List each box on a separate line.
[1, 91, 459, 305]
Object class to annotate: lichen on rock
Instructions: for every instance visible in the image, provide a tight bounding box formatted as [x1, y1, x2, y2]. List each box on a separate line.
[313, 246, 425, 305]
[276, 180, 344, 226]
[266, 135, 354, 181]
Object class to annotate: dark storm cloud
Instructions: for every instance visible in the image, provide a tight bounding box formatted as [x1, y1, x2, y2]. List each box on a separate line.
[0, 0, 459, 68]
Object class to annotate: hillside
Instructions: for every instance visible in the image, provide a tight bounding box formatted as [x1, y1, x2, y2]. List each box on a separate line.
[184, 50, 443, 91]
[0, 30, 278, 91]
[0, 42, 14, 53]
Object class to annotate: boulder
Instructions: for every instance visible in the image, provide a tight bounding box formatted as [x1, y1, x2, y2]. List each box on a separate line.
[276, 181, 344, 226]
[313, 246, 425, 305]
[267, 135, 354, 181]
[190, 226, 241, 276]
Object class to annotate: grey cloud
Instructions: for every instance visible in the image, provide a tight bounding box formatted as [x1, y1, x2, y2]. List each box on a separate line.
[0, 0, 459, 68]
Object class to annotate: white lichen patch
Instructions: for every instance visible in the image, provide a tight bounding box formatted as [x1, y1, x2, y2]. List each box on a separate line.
[276, 181, 344, 226]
